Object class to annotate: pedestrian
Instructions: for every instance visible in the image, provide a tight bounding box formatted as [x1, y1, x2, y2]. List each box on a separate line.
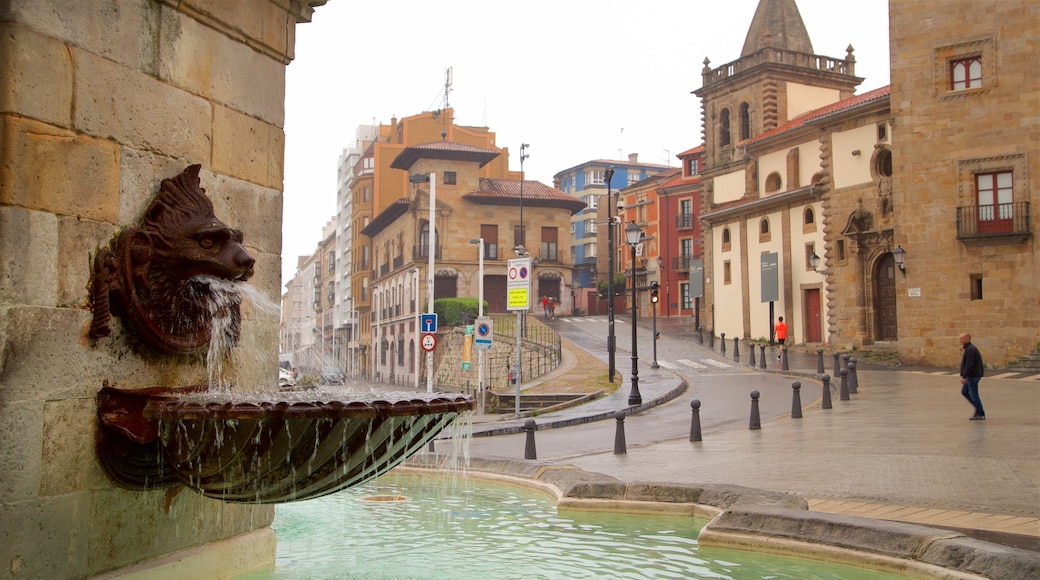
[959, 332, 986, 420]
[548, 297, 556, 319]
[774, 316, 788, 359]
[541, 295, 549, 318]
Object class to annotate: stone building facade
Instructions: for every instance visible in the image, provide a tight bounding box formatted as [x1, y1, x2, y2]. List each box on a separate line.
[888, 0, 1039, 366]
[0, 0, 325, 577]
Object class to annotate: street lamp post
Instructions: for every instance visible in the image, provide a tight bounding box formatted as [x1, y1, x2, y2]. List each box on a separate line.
[605, 166, 616, 382]
[410, 269, 419, 389]
[625, 221, 643, 406]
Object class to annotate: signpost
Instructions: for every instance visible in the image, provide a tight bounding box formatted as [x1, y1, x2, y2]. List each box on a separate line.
[420, 333, 437, 352]
[474, 317, 493, 350]
[420, 313, 438, 334]
[507, 257, 531, 414]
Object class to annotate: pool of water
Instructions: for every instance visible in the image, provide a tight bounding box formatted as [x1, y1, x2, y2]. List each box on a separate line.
[237, 472, 906, 579]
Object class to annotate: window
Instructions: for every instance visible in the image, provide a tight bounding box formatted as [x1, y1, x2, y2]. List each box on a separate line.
[363, 187, 370, 202]
[585, 219, 597, 233]
[719, 108, 731, 147]
[951, 57, 982, 90]
[541, 227, 559, 261]
[419, 221, 438, 257]
[765, 172, 783, 193]
[723, 260, 732, 285]
[362, 278, 369, 301]
[680, 238, 692, 258]
[585, 169, 605, 185]
[628, 172, 641, 185]
[721, 227, 731, 252]
[398, 338, 405, 366]
[570, 222, 576, 234]
[805, 243, 815, 271]
[481, 224, 499, 259]
[739, 102, 750, 141]
[585, 243, 597, 258]
[760, 218, 770, 234]
[685, 157, 699, 177]
[970, 274, 983, 300]
[583, 194, 598, 209]
[877, 122, 888, 142]
[976, 171, 1014, 233]
[327, 281, 335, 306]
[327, 251, 335, 273]
[837, 240, 846, 262]
[443, 171, 456, 185]
[680, 282, 692, 310]
[804, 208, 815, 225]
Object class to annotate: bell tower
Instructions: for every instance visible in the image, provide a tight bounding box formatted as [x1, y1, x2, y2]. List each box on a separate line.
[695, 0, 862, 171]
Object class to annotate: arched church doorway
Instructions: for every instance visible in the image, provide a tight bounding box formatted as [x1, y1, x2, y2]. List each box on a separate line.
[873, 253, 898, 341]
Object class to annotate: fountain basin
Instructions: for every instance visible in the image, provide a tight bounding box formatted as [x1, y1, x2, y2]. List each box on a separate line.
[97, 386, 474, 503]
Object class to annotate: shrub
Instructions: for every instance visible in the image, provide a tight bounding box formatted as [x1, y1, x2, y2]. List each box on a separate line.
[433, 298, 487, 327]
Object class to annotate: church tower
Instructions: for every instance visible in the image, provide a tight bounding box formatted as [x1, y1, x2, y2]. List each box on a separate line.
[695, 0, 862, 171]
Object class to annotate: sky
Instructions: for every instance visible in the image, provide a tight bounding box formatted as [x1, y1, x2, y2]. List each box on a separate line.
[281, 0, 891, 284]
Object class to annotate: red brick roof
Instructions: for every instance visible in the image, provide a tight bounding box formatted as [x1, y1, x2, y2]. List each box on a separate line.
[746, 85, 891, 145]
[464, 178, 587, 214]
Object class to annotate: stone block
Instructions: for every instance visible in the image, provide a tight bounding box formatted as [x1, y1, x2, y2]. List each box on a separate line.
[0, 206, 58, 306]
[159, 10, 285, 126]
[73, 48, 211, 163]
[0, 400, 45, 501]
[0, 23, 73, 127]
[41, 397, 107, 496]
[0, 115, 121, 222]
[118, 148, 195, 226]
[2, 0, 160, 75]
[57, 216, 117, 309]
[0, 492, 90, 579]
[175, 0, 293, 61]
[206, 170, 283, 255]
[212, 104, 282, 189]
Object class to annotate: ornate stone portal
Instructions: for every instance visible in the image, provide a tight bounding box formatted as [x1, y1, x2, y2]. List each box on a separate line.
[91, 165, 473, 503]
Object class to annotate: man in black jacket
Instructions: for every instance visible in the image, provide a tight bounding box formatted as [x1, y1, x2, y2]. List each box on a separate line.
[959, 332, 986, 420]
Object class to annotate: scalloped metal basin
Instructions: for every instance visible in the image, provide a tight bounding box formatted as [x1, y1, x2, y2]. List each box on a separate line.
[97, 386, 474, 504]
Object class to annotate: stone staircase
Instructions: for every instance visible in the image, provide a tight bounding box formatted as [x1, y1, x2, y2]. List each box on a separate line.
[1009, 352, 1040, 372]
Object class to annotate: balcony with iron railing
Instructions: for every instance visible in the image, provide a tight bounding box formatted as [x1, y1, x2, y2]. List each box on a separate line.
[672, 255, 695, 271]
[413, 245, 442, 259]
[956, 202, 1031, 245]
[675, 213, 695, 229]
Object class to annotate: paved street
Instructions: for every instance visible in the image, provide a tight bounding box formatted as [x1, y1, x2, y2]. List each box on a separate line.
[461, 314, 1040, 552]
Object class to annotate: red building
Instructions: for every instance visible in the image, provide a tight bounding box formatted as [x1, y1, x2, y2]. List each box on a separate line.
[656, 146, 704, 323]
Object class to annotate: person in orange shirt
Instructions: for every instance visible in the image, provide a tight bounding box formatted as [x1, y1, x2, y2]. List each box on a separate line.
[774, 316, 788, 360]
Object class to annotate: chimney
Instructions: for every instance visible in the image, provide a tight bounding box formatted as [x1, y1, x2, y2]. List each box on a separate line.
[628, 153, 639, 163]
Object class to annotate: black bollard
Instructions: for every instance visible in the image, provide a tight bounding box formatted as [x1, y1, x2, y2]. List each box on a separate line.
[759, 344, 767, 369]
[849, 359, 859, 394]
[523, 419, 537, 459]
[709, 331, 714, 349]
[839, 368, 850, 401]
[821, 374, 833, 409]
[833, 351, 841, 376]
[689, 399, 702, 442]
[733, 337, 740, 362]
[816, 349, 825, 374]
[842, 353, 851, 370]
[791, 381, 803, 419]
[720, 333, 726, 355]
[749, 342, 757, 367]
[749, 390, 761, 430]
[781, 346, 789, 371]
[698, 327, 703, 345]
[613, 410, 627, 454]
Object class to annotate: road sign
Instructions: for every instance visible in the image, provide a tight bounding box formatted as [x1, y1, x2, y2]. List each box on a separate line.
[420, 313, 438, 334]
[474, 316, 493, 350]
[507, 257, 531, 311]
[420, 333, 437, 352]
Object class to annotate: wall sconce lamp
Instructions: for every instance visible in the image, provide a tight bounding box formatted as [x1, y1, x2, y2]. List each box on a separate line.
[809, 251, 823, 274]
[893, 245, 906, 275]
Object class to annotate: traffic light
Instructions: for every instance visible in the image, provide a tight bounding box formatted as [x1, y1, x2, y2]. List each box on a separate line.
[650, 281, 659, 304]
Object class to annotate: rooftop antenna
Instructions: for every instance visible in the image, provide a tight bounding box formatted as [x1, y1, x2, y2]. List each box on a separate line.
[663, 149, 671, 167]
[442, 67, 453, 138]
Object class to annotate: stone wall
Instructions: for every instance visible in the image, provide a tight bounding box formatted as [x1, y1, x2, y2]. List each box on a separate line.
[0, 0, 322, 576]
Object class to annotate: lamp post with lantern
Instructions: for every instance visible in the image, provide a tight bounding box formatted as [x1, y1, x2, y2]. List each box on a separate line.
[625, 221, 643, 406]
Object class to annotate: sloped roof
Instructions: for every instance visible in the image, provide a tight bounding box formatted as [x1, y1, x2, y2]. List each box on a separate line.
[464, 178, 587, 214]
[360, 197, 410, 237]
[746, 85, 891, 146]
[390, 140, 501, 170]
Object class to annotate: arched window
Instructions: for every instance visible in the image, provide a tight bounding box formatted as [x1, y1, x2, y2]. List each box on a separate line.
[804, 207, 815, 225]
[720, 108, 731, 147]
[874, 148, 893, 178]
[760, 218, 770, 234]
[739, 102, 751, 141]
[722, 227, 731, 244]
[419, 221, 438, 258]
[765, 172, 783, 193]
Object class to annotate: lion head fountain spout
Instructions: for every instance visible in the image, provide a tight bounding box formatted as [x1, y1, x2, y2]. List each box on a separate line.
[89, 164, 255, 354]
[91, 165, 473, 503]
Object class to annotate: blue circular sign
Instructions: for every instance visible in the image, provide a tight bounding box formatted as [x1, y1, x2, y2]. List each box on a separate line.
[519, 266, 528, 278]
[477, 323, 490, 336]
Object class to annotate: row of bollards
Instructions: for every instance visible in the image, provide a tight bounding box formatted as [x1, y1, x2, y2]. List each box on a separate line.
[522, 352, 862, 460]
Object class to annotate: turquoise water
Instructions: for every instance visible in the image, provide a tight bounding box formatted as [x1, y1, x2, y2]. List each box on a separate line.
[238, 472, 906, 580]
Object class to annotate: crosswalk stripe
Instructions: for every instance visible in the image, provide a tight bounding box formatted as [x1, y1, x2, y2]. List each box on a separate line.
[656, 360, 678, 370]
[1026, 374, 1040, 381]
[704, 359, 732, 369]
[678, 359, 707, 369]
[990, 372, 1021, 380]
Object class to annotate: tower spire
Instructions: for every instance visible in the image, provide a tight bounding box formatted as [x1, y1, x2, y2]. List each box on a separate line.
[741, 0, 814, 56]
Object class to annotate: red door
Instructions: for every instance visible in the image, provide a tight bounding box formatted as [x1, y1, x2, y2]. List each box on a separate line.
[805, 289, 822, 342]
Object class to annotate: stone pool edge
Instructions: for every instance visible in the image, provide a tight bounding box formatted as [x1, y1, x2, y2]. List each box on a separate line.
[402, 456, 1039, 580]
